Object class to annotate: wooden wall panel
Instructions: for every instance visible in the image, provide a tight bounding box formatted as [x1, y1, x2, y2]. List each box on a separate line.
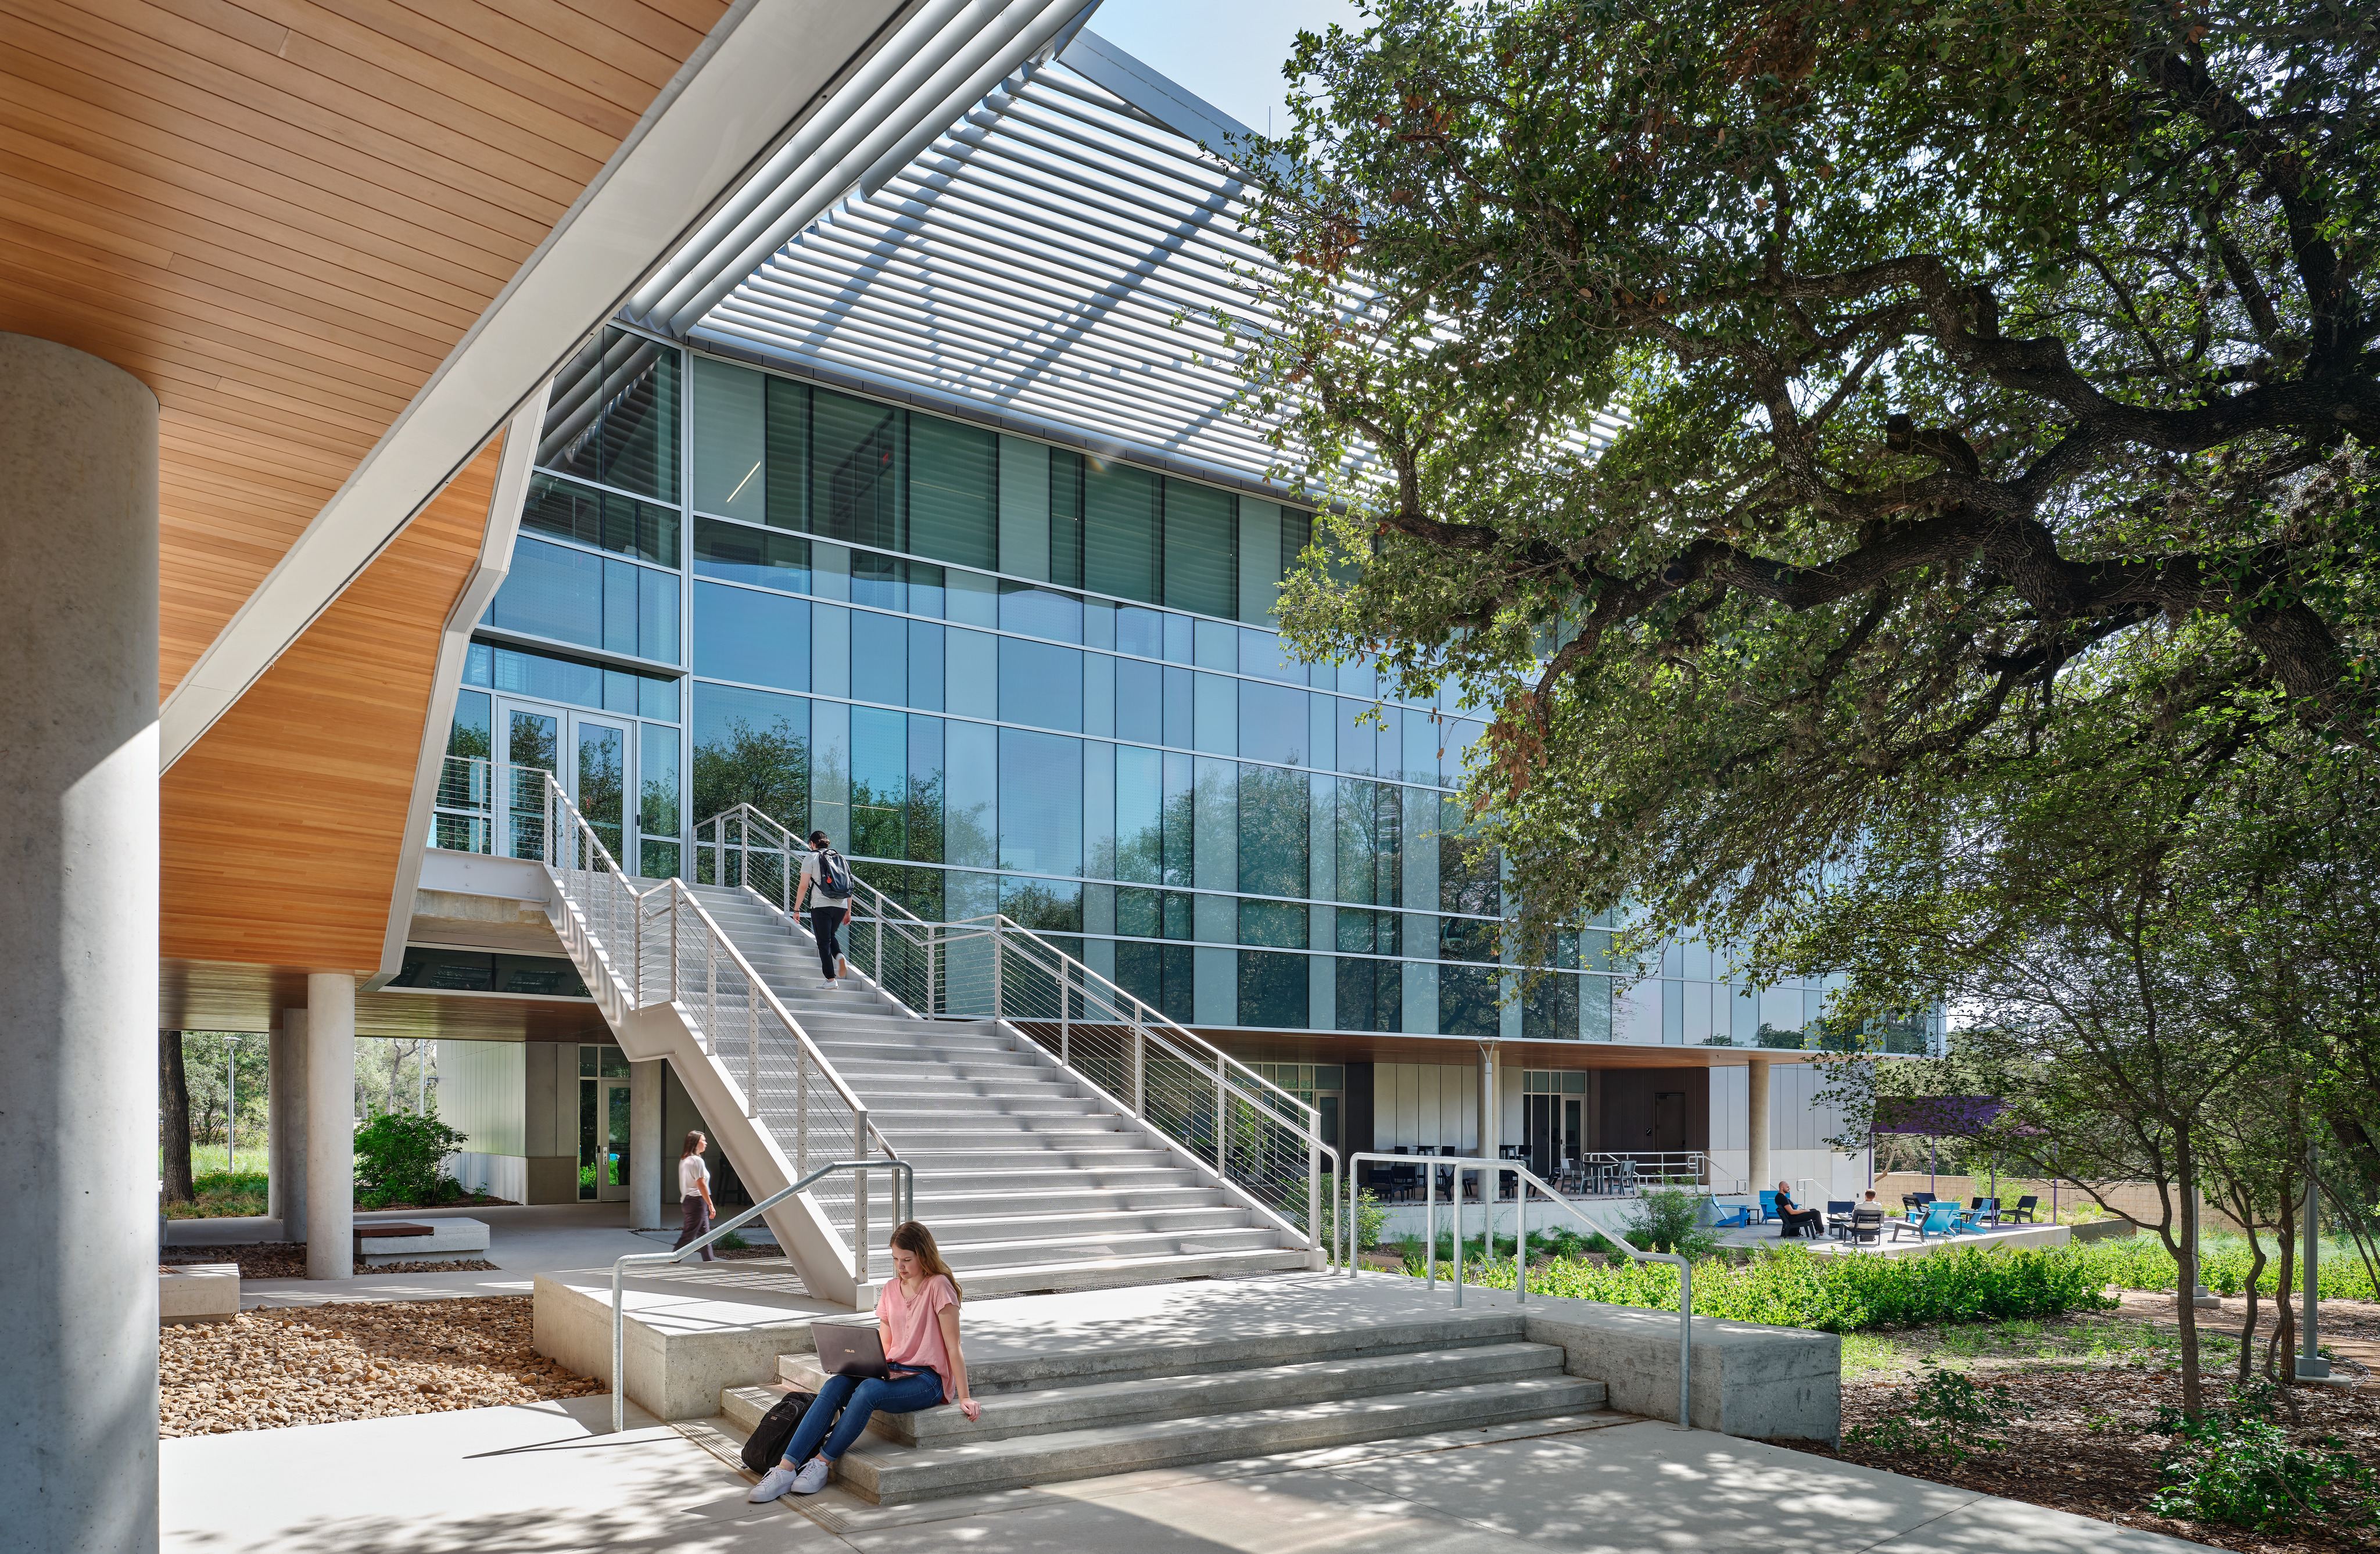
[0, 0, 729, 695]
[160, 437, 500, 974]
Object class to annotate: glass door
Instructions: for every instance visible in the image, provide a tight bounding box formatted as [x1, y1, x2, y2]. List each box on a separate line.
[496, 698, 635, 865]
[600, 1078, 630, 1201]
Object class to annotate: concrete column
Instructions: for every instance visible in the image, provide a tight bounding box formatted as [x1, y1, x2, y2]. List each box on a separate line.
[268, 1010, 310, 1241]
[629, 1059, 663, 1229]
[304, 975, 356, 1279]
[0, 333, 161, 1554]
[1746, 1058, 1771, 1198]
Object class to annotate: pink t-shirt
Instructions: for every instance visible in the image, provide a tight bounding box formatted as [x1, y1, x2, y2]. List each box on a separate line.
[876, 1273, 958, 1401]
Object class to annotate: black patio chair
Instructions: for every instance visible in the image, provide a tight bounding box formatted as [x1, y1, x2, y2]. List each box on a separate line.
[2005, 1195, 2040, 1223]
[1825, 1201, 1857, 1240]
[1850, 1205, 1886, 1245]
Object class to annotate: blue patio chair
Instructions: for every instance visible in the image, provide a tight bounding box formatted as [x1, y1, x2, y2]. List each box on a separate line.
[1964, 1197, 2000, 1230]
[1709, 1202, 1751, 1229]
[1755, 1190, 1779, 1224]
[1890, 1200, 1962, 1242]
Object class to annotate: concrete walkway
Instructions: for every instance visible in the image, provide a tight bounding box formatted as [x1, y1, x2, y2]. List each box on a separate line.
[161, 1393, 2207, 1554]
[166, 1201, 781, 1308]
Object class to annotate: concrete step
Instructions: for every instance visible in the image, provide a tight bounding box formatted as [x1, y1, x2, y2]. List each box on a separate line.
[867, 1245, 1311, 1298]
[807, 1374, 1604, 1503]
[834, 1226, 1290, 1268]
[810, 1168, 1218, 1201]
[782, 1341, 1580, 1447]
[810, 1186, 1232, 1218]
[845, 1206, 1261, 1244]
[874, 1149, 1184, 1172]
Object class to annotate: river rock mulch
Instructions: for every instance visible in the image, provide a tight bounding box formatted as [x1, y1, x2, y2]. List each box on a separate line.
[159, 1296, 600, 1437]
[161, 1243, 498, 1279]
[1780, 1365, 2380, 1554]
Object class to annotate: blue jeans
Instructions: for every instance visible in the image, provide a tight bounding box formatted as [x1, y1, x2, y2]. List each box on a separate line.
[782, 1369, 942, 1465]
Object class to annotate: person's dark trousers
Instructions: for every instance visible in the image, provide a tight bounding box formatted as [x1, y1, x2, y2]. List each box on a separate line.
[675, 1195, 715, 1260]
[810, 906, 846, 978]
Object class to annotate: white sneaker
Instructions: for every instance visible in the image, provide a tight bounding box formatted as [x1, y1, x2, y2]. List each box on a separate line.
[748, 1462, 800, 1502]
[820, 978, 838, 990]
[791, 1456, 832, 1495]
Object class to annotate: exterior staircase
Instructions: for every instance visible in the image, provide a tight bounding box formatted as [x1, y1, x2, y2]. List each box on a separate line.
[712, 1309, 1607, 1505]
[678, 884, 1309, 1297]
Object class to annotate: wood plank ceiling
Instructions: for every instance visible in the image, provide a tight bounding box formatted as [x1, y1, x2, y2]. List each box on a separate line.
[0, 0, 730, 698]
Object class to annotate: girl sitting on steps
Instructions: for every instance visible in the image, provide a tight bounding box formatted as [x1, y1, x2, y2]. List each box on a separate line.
[748, 1221, 981, 1500]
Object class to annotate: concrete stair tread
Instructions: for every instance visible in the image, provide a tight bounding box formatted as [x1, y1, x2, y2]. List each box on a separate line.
[872, 1247, 1309, 1295]
[827, 1376, 1605, 1503]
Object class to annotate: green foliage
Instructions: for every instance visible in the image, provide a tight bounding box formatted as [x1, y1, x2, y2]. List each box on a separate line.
[2078, 1233, 2378, 1301]
[2152, 1406, 2379, 1532]
[1414, 1244, 2117, 1332]
[352, 1111, 468, 1209]
[1623, 1189, 1725, 1259]
[1847, 1365, 2013, 1464]
[1281, 1178, 1392, 1253]
[163, 1168, 269, 1221]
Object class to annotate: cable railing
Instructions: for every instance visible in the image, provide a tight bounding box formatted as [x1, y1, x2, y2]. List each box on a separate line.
[1343, 1151, 1694, 1430]
[693, 803, 1323, 1258]
[535, 775, 900, 1282]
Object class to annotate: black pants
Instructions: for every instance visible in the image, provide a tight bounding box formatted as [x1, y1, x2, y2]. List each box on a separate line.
[811, 906, 847, 978]
[675, 1195, 714, 1261]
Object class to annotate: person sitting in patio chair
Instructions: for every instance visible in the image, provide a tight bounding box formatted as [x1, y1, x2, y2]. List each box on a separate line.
[1774, 1182, 1826, 1239]
[1850, 1201, 1887, 1245]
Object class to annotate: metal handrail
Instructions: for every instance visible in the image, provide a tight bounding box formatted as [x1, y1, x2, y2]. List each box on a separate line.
[608, 1158, 913, 1433]
[1343, 1150, 1693, 1431]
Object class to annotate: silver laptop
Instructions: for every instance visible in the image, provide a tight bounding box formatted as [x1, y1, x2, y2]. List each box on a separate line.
[811, 1323, 889, 1380]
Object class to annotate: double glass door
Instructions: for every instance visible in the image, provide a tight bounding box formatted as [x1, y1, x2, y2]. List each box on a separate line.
[1524, 1093, 1582, 1178]
[496, 698, 635, 865]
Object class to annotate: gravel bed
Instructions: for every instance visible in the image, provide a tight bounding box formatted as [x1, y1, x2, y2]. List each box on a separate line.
[160, 1243, 496, 1279]
[159, 1296, 600, 1437]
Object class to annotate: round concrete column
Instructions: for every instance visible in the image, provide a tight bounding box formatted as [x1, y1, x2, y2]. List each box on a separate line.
[629, 1060, 663, 1229]
[1745, 1057, 1771, 1199]
[270, 1009, 310, 1240]
[0, 333, 160, 1554]
[304, 975, 357, 1279]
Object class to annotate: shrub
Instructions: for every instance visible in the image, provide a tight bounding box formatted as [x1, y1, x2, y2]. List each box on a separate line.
[1847, 1365, 2012, 1464]
[2079, 1233, 2377, 1301]
[2151, 1412, 2378, 1532]
[1282, 1178, 1389, 1253]
[1404, 1244, 2117, 1332]
[1623, 1188, 1726, 1261]
[352, 1111, 468, 1208]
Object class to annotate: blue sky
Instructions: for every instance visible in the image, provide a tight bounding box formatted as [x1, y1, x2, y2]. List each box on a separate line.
[1085, 0, 1364, 135]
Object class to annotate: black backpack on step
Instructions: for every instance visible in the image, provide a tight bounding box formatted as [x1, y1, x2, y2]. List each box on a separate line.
[740, 1390, 812, 1472]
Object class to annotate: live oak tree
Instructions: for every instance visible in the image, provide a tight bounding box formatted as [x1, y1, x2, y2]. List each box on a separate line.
[1239, 0, 2380, 966]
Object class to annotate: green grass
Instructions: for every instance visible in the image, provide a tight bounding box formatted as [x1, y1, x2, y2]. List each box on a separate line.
[165, 1168, 269, 1219]
[1840, 1314, 2238, 1381]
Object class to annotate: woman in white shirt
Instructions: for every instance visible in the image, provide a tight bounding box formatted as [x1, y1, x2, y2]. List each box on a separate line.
[675, 1131, 717, 1262]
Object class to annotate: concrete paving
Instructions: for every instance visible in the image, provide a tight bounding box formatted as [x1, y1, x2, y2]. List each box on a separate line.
[161, 1397, 2206, 1554]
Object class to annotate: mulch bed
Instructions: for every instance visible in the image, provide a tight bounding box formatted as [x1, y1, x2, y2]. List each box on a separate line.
[159, 1296, 600, 1437]
[1780, 1364, 2380, 1553]
[161, 1243, 497, 1279]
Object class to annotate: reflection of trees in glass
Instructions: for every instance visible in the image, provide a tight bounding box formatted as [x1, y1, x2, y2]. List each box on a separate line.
[999, 876, 1083, 932]
[1439, 964, 1499, 1038]
[1238, 766, 1309, 897]
[1756, 1022, 1810, 1050]
[1522, 972, 1579, 1042]
[1332, 779, 1400, 907]
[691, 717, 808, 826]
[1438, 803, 1499, 917]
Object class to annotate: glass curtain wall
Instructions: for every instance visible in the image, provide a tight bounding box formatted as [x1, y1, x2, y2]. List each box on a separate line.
[446, 329, 1882, 1042]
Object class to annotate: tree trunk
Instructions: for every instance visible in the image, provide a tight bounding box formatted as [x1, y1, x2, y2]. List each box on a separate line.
[2177, 1128, 2203, 1418]
[2271, 1188, 2299, 1386]
[159, 1029, 194, 1204]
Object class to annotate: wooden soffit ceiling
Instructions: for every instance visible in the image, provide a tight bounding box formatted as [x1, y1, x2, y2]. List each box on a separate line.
[0, 0, 731, 698]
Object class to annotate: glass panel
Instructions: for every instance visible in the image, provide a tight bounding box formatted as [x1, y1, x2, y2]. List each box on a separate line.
[1238, 765, 1309, 897]
[640, 838, 681, 880]
[639, 722, 680, 842]
[449, 690, 490, 758]
[580, 1046, 597, 1077]
[811, 389, 905, 549]
[1280, 508, 1313, 580]
[1440, 915, 1497, 963]
[488, 537, 604, 648]
[1114, 658, 1162, 746]
[1238, 680, 1305, 766]
[764, 376, 808, 532]
[1162, 481, 1235, 617]
[909, 414, 998, 569]
[599, 1047, 630, 1078]
[690, 683, 808, 823]
[999, 581, 1083, 642]
[1440, 824, 1500, 917]
[506, 709, 557, 859]
[944, 719, 997, 868]
[1000, 637, 1083, 732]
[1085, 462, 1160, 604]
[909, 620, 945, 711]
[1115, 744, 1162, 885]
[1049, 448, 1085, 588]
[578, 1078, 597, 1198]
[691, 580, 809, 691]
[1192, 673, 1235, 754]
[1238, 899, 1306, 949]
[998, 728, 1082, 876]
[540, 328, 678, 500]
[601, 557, 637, 655]
[1236, 950, 1304, 1028]
[639, 563, 678, 663]
[577, 722, 626, 861]
[852, 706, 908, 859]
[693, 356, 766, 522]
[852, 551, 905, 611]
[851, 609, 908, 706]
[1336, 955, 1400, 1032]
[607, 1082, 632, 1188]
[1162, 752, 1193, 887]
[1439, 964, 1499, 1038]
[521, 473, 677, 568]
[908, 716, 945, 863]
[999, 874, 1082, 931]
[1164, 666, 1193, 748]
[694, 517, 809, 591]
[1115, 604, 1163, 658]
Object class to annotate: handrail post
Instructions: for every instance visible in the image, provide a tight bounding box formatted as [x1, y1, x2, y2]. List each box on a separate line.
[854, 1114, 870, 1283]
[1453, 1168, 1464, 1307]
[746, 972, 759, 1119]
[927, 929, 939, 1018]
[1213, 1054, 1226, 1175]
[991, 923, 1004, 1021]
[1425, 1161, 1436, 1289]
[1517, 1179, 1528, 1303]
[1059, 959, 1071, 1066]
[1132, 1015, 1145, 1117]
[705, 933, 718, 1057]
[1307, 1122, 1320, 1262]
